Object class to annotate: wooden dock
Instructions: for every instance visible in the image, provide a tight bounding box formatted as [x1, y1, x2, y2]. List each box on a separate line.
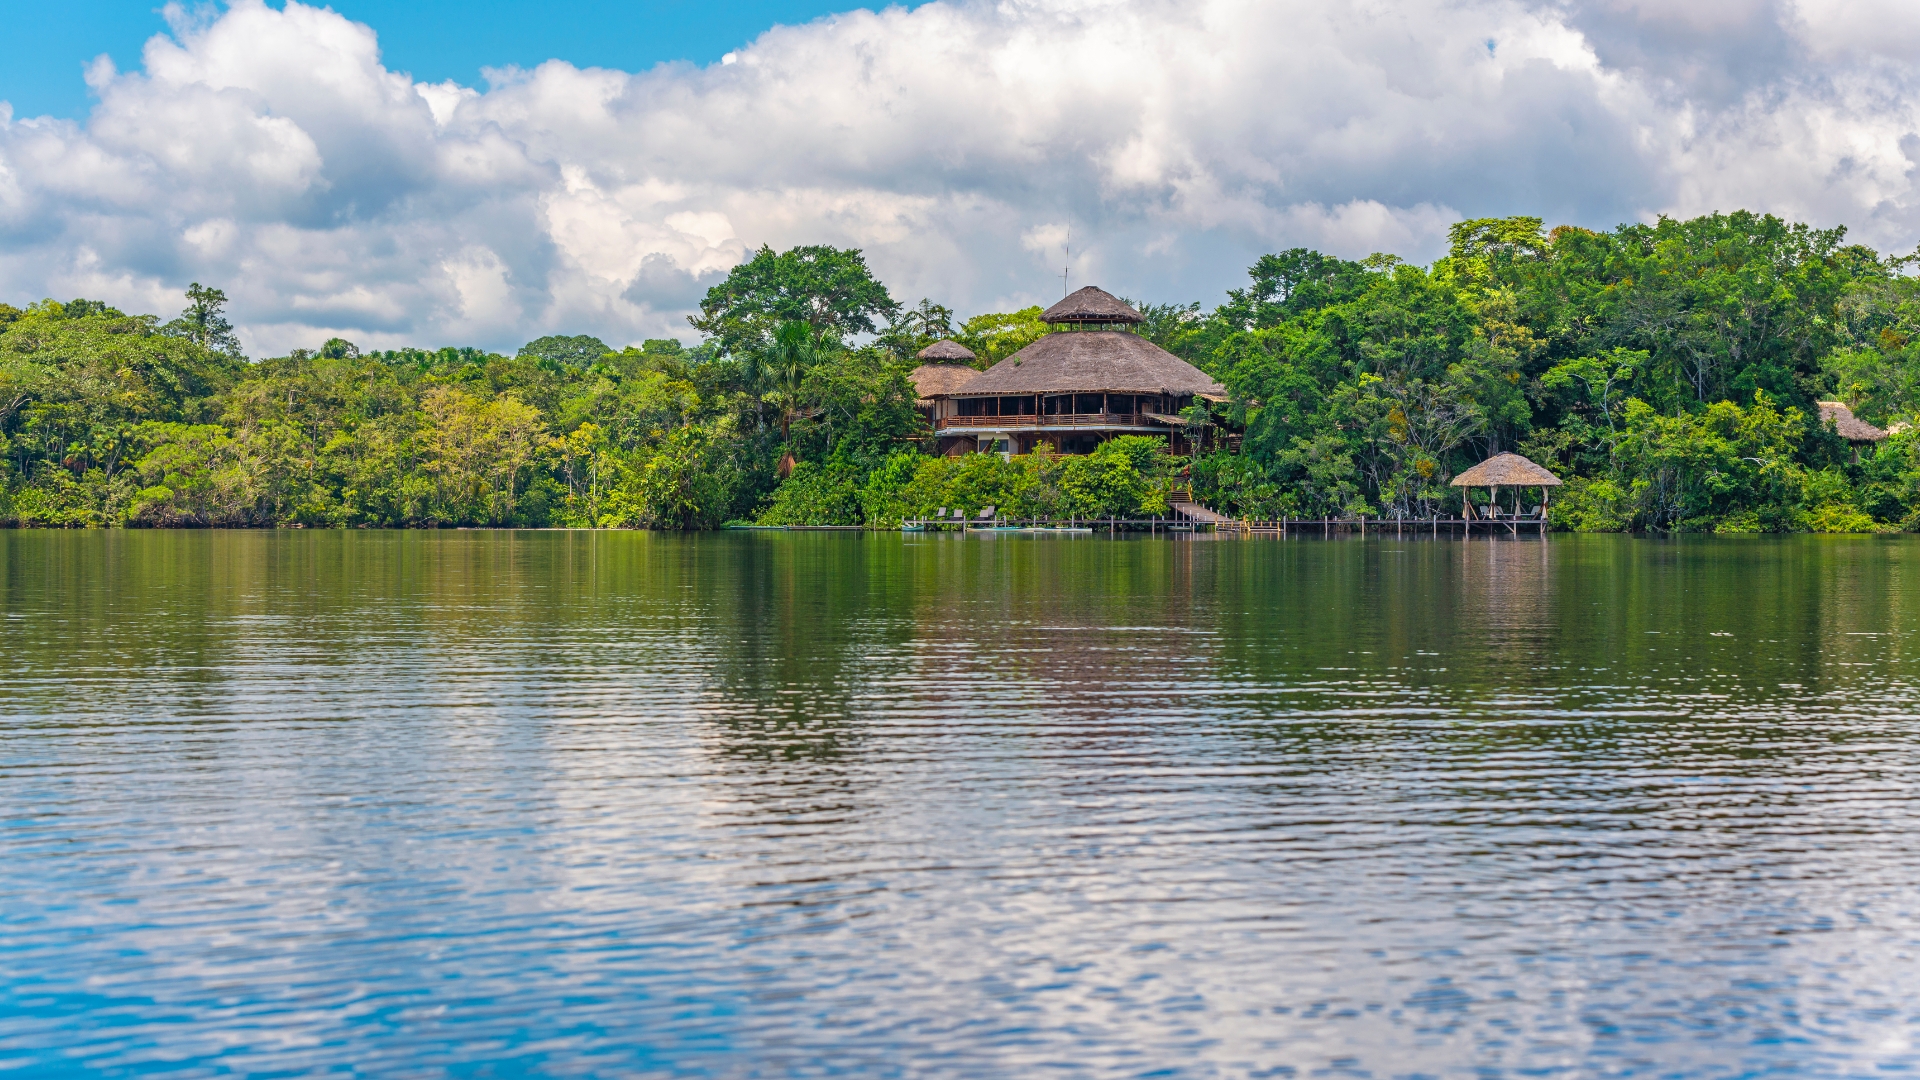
[1226, 516, 1549, 537]
[897, 513, 1548, 537]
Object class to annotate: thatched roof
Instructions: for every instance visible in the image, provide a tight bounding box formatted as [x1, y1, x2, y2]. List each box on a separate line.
[951, 330, 1226, 398]
[910, 363, 981, 401]
[916, 339, 977, 362]
[1449, 452, 1564, 487]
[1041, 286, 1144, 325]
[1818, 401, 1888, 442]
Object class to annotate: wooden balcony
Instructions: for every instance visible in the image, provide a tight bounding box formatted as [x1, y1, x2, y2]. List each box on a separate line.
[936, 412, 1167, 430]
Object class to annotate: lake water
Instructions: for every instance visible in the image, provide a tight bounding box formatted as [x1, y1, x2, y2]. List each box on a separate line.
[3, 530, 1919, 1077]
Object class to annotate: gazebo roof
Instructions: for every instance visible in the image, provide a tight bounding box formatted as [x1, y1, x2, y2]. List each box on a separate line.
[1449, 452, 1564, 487]
[1818, 401, 1888, 442]
[909, 363, 981, 401]
[916, 339, 977, 362]
[1041, 286, 1144, 325]
[953, 330, 1225, 398]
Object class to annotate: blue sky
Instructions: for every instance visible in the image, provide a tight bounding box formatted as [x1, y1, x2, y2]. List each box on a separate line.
[2, 0, 1915, 355]
[1, 0, 877, 119]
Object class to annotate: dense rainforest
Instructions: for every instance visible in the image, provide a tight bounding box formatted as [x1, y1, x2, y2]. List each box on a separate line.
[6, 212, 1920, 532]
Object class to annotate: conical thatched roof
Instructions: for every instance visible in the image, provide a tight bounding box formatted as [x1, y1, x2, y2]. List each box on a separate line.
[916, 339, 977, 362]
[910, 364, 981, 401]
[957, 330, 1225, 397]
[1450, 452, 1563, 487]
[1818, 401, 1888, 442]
[1041, 286, 1144, 325]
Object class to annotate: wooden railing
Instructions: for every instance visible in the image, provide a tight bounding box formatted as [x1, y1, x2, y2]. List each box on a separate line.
[937, 412, 1160, 429]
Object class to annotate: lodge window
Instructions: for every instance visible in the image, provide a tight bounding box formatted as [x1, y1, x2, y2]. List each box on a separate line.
[963, 394, 1153, 417]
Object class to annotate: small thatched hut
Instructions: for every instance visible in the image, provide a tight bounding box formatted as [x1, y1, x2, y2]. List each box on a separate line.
[1041, 286, 1150, 326]
[909, 340, 982, 426]
[908, 363, 980, 401]
[916, 339, 978, 363]
[1450, 452, 1563, 519]
[1817, 401, 1888, 444]
[922, 286, 1227, 455]
[910, 340, 980, 397]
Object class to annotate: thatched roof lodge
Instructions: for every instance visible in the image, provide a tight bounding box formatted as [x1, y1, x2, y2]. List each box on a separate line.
[1817, 401, 1888, 443]
[922, 286, 1229, 456]
[961, 332, 1225, 399]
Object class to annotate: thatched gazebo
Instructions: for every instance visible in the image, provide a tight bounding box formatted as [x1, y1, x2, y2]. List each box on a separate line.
[1450, 452, 1562, 520]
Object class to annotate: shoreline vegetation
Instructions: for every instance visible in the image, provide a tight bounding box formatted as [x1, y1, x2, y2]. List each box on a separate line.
[6, 213, 1920, 534]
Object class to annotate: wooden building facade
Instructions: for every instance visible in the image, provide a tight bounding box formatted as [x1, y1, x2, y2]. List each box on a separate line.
[910, 287, 1229, 456]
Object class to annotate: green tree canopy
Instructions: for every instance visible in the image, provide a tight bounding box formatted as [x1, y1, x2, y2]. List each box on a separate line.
[1214, 249, 1374, 331]
[876, 299, 957, 361]
[63, 299, 126, 319]
[318, 338, 360, 360]
[689, 245, 898, 359]
[12, 210, 1920, 535]
[519, 334, 612, 368]
[956, 307, 1047, 366]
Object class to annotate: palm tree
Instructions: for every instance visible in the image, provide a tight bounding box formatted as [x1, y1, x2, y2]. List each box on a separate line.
[763, 320, 838, 441]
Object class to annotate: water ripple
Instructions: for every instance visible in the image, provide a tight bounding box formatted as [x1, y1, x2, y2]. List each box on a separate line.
[2, 531, 1919, 1076]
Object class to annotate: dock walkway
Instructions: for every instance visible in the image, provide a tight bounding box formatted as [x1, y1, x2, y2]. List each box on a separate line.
[1169, 500, 1231, 525]
[895, 513, 1549, 536]
[1228, 516, 1549, 537]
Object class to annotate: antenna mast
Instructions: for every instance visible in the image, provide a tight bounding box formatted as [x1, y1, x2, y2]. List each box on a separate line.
[1062, 217, 1072, 298]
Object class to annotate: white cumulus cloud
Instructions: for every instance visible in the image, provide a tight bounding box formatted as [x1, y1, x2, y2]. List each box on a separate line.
[2, 0, 1919, 355]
